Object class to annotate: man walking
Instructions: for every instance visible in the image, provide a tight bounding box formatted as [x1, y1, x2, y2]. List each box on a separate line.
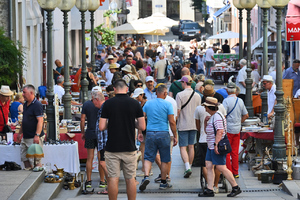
[81, 86, 106, 188]
[223, 82, 248, 178]
[176, 75, 201, 178]
[99, 79, 145, 200]
[154, 53, 168, 83]
[235, 59, 247, 102]
[17, 85, 44, 171]
[205, 46, 216, 77]
[139, 84, 177, 191]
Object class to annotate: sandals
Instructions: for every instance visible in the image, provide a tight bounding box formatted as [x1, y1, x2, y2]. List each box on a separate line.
[32, 166, 44, 172]
[97, 189, 108, 195]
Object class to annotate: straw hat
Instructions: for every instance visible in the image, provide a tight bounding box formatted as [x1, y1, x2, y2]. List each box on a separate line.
[202, 97, 219, 107]
[109, 63, 119, 69]
[105, 55, 116, 63]
[173, 56, 180, 61]
[0, 85, 13, 96]
[121, 65, 132, 73]
[203, 85, 215, 96]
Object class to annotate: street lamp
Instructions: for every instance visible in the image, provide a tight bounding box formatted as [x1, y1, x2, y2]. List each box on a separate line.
[267, 0, 289, 160]
[233, 0, 244, 60]
[75, 0, 90, 104]
[240, 0, 256, 118]
[88, 0, 100, 72]
[37, 0, 62, 140]
[58, 0, 76, 120]
[256, 0, 271, 122]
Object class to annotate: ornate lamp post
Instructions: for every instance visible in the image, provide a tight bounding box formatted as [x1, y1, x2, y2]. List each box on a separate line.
[256, 0, 271, 122]
[233, 0, 244, 60]
[75, 0, 90, 103]
[267, 0, 289, 160]
[88, 0, 100, 71]
[240, 0, 256, 118]
[37, 0, 62, 140]
[58, 0, 76, 120]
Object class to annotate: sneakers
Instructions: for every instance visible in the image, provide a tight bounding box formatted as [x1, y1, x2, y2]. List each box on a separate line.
[159, 182, 172, 190]
[139, 177, 150, 191]
[213, 186, 219, 194]
[166, 177, 171, 182]
[85, 180, 92, 188]
[198, 188, 214, 197]
[233, 174, 239, 178]
[154, 174, 161, 183]
[227, 186, 242, 197]
[99, 180, 107, 188]
[184, 169, 192, 178]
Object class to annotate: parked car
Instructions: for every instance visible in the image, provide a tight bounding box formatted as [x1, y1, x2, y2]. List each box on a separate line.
[171, 20, 194, 35]
[178, 22, 201, 41]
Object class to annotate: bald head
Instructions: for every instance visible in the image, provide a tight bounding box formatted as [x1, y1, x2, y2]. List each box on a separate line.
[181, 67, 190, 76]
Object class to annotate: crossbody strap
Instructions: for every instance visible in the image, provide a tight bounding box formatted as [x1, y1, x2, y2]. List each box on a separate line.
[0, 106, 6, 125]
[226, 98, 238, 117]
[174, 81, 183, 91]
[213, 112, 226, 136]
[181, 90, 195, 110]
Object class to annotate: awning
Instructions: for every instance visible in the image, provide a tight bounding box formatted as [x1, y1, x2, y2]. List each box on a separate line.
[251, 32, 272, 53]
[213, 3, 231, 20]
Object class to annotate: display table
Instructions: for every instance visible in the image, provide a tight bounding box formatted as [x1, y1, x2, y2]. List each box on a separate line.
[60, 133, 87, 160]
[240, 130, 274, 141]
[0, 142, 80, 174]
[211, 70, 238, 83]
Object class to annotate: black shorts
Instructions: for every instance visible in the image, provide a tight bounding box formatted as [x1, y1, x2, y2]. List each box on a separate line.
[199, 143, 208, 167]
[99, 148, 105, 161]
[84, 138, 98, 149]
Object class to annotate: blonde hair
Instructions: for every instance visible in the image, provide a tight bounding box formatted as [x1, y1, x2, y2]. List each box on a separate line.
[15, 93, 23, 101]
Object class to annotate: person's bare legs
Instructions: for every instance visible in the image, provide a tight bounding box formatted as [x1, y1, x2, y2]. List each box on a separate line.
[86, 149, 94, 182]
[180, 146, 189, 163]
[125, 177, 137, 200]
[97, 151, 105, 182]
[108, 177, 119, 200]
[144, 160, 152, 176]
[155, 154, 162, 170]
[205, 161, 215, 190]
[140, 143, 145, 172]
[188, 144, 195, 165]
[214, 168, 221, 188]
[161, 162, 169, 180]
[24, 160, 32, 168]
[216, 165, 238, 187]
[202, 166, 208, 180]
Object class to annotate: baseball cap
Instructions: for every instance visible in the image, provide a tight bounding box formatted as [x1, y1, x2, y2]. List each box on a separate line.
[179, 75, 193, 84]
[145, 76, 154, 82]
[92, 86, 102, 92]
[203, 79, 215, 86]
[227, 82, 236, 89]
[132, 88, 144, 98]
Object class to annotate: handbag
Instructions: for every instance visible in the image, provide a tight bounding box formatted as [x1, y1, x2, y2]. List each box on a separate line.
[0, 105, 12, 135]
[213, 112, 232, 155]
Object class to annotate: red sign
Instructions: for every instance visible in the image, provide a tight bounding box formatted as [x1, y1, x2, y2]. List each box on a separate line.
[286, 21, 300, 42]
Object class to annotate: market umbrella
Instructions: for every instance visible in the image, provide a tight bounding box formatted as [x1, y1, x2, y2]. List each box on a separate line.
[26, 144, 44, 159]
[139, 12, 179, 28]
[113, 22, 169, 35]
[208, 31, 247, 39]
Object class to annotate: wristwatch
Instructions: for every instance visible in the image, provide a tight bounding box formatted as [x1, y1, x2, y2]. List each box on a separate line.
[35, 133, 40, 137]
[214, 143, 217, 146]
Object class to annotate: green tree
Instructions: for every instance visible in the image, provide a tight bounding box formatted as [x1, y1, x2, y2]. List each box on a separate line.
[0, 27, 25, 87]
[86, 23, 116, 46]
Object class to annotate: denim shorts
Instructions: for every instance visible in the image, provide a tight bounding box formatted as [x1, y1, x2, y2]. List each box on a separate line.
[178, 130, 197, 147]
[144, 131, 171, 163]
[205, 148, 226, 165]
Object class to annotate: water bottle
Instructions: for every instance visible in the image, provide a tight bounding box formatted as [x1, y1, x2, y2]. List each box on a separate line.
[263, 113, 268, 125]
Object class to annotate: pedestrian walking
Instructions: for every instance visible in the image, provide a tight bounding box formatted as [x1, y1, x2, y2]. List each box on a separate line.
[99, 79, 145, 200]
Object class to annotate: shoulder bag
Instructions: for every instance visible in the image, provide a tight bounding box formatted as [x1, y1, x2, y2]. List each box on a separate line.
[226, 98, 238, 117]
[181, 90, 195, 110]
[0, 105, 12, 135]
[213, 112, 232, 155]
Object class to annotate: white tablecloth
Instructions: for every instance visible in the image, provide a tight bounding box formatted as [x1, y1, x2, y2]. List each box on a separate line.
[0, 142, 80, 174]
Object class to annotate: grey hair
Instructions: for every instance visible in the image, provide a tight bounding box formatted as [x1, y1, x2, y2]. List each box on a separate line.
[57, 76, 64, 84]
[227, 88, 236, 94]
[91, 91, 105, 101]
[156, 84, 167, 94]
[236, 86, 240, 94]
[23, 84, 35, 94]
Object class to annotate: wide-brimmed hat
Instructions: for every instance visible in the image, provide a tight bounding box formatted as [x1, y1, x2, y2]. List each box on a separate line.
[262, 75, 274, 82]
[183, 59, 193, 65]
[92, 86, 102, 92]
[173, 56, 180, 61]
[121, 65, 132, 73]
[227, 82, 236, 89]
[109, 63, 119, 69]
[0, 85, 13, 96]
[202, 97, 219, 107]
[203, 85, 215, 96]
[132, 88, 144, 98]
[179, 75, 193, 84]
[105, 55, 116, 63]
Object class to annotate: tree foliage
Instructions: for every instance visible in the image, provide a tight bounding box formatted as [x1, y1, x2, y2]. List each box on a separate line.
[0, 27, 25, 86]
[86, 23, 116, 46]
[191, 0, 206, 12]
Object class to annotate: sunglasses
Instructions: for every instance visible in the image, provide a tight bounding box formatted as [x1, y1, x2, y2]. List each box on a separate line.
[137, 85, 143, 87]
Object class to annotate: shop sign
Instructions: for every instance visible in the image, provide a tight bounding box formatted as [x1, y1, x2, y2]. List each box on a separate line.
[286, 21, 300, 42]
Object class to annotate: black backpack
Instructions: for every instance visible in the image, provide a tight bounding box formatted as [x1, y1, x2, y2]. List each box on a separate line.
[126, 75, 137, 94]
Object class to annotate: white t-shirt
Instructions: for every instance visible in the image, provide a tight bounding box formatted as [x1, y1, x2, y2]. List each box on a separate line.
[205, 48, 214, 62]
[154, 59, 167, 79]
[232, 46, 239, 54]
[157, 46, 166, 55]
[165, 95, 177, 137]
[267, 84, 276, 115]
[54, 85, 65, 104]
[101, 62, 120, 85]
[236, 66, 247, 95]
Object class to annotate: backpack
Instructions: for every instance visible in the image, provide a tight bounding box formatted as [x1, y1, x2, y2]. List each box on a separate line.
[164, 60, 172, 77]
[126, 74, 137, 94]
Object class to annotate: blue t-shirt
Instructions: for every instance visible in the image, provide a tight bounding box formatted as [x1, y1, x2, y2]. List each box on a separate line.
[81, 100, 99, 139]
[10, 101, 22, 122]
[283, 66, 300, 96]
[143, 98, 174, 132]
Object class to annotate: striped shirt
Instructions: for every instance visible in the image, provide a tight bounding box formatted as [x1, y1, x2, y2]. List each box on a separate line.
[96, 105, 107, 151]
[206, 111, 227, 150]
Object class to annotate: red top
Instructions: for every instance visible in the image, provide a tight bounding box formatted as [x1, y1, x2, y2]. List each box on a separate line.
[0, 99, 10, 132]
[71, 68, 82, 92]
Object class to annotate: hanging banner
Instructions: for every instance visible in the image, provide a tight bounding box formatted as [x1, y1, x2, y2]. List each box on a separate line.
[126, 0, 132, 7]
[98, 0, 109, 10]
[286, 21, 300, 42]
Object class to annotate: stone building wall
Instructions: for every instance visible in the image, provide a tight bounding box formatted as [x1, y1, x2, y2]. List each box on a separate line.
[0, 0, 9, 34]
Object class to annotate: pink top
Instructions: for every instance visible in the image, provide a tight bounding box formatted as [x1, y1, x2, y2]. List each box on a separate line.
[143, 65, 152, 76]
[286, 0, 300, 24]
[205, 111, 226, 150]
